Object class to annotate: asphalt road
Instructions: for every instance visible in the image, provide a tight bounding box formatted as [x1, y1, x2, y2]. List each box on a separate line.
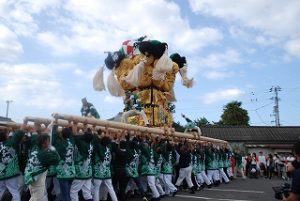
[131, 177, 289, 201]
[0, 176, 289, 201]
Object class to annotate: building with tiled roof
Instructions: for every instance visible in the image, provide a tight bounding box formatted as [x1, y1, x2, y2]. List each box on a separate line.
[0, 116, 13, 122]
[201, 126, 300, 154]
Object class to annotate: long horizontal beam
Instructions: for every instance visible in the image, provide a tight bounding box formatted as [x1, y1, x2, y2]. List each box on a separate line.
[52, 113, 227, 144]
[1, 115, 228, 144]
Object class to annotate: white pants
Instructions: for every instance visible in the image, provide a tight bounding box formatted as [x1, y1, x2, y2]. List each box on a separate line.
[207, 169, 220, 183]
[219, 168, 230, 183]
[155, 176, 165, 196]
[125, 178, 137, 193]
[44, 177, 61, 201]
[163, 174, 177, 194]
[100, 182, 108, 200]
[93, 179, 118, 201]
[147, 176, 160, 198]
[0, 176, 21, 201]
[226, 167, 233, 177]
[121, 110, 149, 125]
[17, 174, 26, 195]
[175, 166, 193, 188]
[197, 171, 211, 185]
[70, 179, 93, 201]
[29, 171, 48, 201]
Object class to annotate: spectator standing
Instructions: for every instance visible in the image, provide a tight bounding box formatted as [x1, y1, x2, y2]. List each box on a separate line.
[266, 154, 274, 179]
[258, 151, 267, 177]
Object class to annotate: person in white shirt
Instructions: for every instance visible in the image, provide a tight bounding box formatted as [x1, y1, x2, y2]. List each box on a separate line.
[258, 151, 267, 177]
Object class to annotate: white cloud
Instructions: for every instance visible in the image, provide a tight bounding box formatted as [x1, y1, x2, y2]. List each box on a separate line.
[189, 0, 300, 37]
[173, 28, 222, 53]
[8, 0, 221, 55]
[0, 0, 61, 36]
[255, 35, 280, 46]
[189, 50, 242, 80]
[284, 39, 300, 58]
[200, 50, 241, 69]
[103, 95, 122, 104]
[0, 63, 79, 110]
[202, 88, 245, 104]
[37, 32, 75, 55]
[0, 25, 23, 61]
[74, 68, 84, 76]
[204, 71, 233, 80]
[189, 0, 300, 57]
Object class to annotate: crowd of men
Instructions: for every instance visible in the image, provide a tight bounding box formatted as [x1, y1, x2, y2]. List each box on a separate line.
[1, 120, 299, 201]
[0, 121, 246, 201]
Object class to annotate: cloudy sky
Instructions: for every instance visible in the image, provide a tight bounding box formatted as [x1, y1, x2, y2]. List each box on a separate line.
[1, 0, 300, 126]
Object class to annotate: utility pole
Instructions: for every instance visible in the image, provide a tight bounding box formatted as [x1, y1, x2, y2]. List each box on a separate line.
[269, 86, 281, 126]
[5, 100, 13, 118]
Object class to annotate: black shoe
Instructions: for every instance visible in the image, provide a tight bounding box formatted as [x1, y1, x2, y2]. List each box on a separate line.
[160, 194, 166, 198]
[207, 184, 212, 188]
[172, 190, 177, 197]
[189, 187, 195, 194]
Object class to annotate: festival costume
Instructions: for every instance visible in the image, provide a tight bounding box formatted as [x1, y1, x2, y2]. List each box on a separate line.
[93, 139, 118, 201]
[175, 145, 194, 192]
[205, 147, 220, 184]
[70, 135, 94, 201]
[182, 115, 201, 138]
[24, 139, 60, 201]
[140, 143, 160, 199]
[81, 102, 100, 119]
[197, 153, 211, 187]
[0, 130, 25, 201]
[218, 149, 230, 183]
[112, 141, 128, 201]
[52, 129, 76, 201]
[161, 147, 177, 195]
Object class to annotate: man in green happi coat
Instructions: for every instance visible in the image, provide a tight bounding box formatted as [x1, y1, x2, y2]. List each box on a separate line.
[25, 134, 60, 201]
[70, 128, 94, 201]
[0, 126, 26, 201]
[93, 136, 118, 201]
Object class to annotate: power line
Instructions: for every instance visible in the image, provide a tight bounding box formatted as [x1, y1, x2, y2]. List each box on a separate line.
[253, 110, 270, 126]
[249, 102, 273, 111]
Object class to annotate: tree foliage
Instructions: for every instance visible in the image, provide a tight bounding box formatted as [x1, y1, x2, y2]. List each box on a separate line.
[194, 117, 211, 126]
[172, 121, 185, 132]
[220, 101, 250, 126]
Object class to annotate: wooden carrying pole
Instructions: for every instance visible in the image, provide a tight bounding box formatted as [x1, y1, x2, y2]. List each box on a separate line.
[0, 121, 23, 129]
[52, 113, 227, 144]
[1, 115, 228, 144]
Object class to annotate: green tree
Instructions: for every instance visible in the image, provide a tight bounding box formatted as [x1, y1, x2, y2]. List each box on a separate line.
[194, 117, 211, 126]
[220, 101, 250, 126]
[172, 121, 185, 132]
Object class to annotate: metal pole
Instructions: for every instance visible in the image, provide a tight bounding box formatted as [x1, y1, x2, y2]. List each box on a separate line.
[274, 88, 280, 126]
[270, 86, 281, 126]
[5, 100, 12, 118]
